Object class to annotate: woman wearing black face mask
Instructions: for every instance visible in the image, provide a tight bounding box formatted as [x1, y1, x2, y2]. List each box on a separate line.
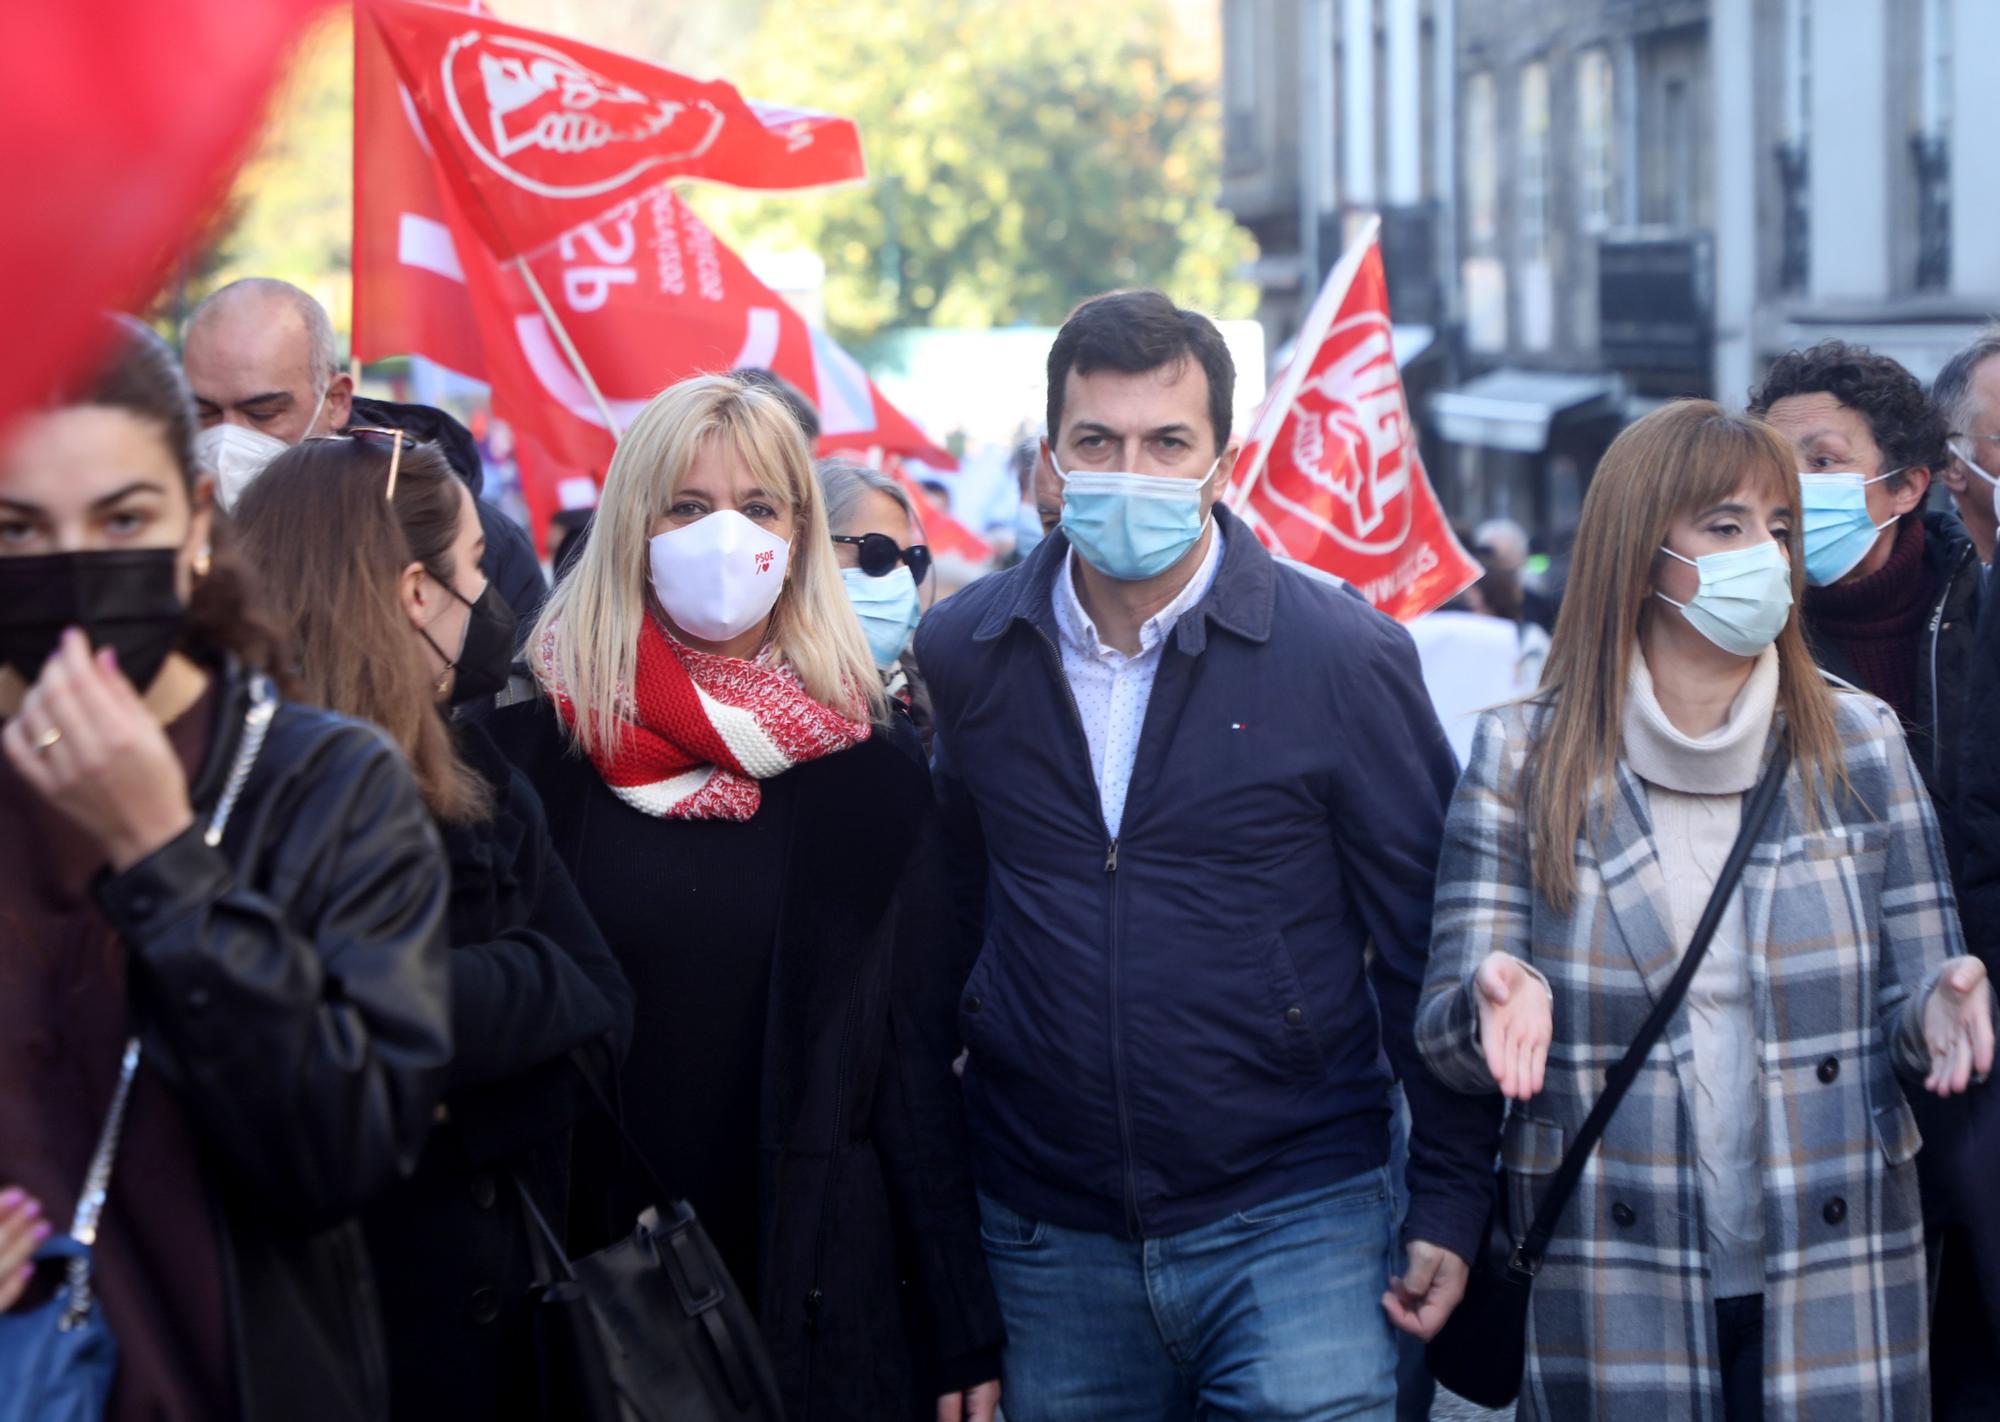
[0, 321, 454, 1422]
[232, 432, 634, 1421]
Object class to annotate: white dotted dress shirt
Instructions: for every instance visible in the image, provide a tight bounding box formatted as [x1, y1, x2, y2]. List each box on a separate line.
[1051, 525, 1225, 839]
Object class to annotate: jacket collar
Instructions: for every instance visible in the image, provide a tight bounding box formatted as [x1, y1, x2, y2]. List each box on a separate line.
[972, 503, 1276, 652]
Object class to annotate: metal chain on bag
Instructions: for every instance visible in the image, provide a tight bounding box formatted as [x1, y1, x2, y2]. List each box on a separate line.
[58, 673, 277, 1332]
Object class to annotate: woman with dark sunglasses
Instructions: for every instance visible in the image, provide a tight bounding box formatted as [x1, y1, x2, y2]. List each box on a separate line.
[820, 461, 938, 751]
[234, 434, 633, 1420]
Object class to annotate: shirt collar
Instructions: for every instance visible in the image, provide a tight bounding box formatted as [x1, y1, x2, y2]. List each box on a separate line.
[1054, 522, 1226, 660]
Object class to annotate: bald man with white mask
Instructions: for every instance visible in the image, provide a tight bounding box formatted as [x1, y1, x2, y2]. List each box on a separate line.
[183, 278, 353, 510]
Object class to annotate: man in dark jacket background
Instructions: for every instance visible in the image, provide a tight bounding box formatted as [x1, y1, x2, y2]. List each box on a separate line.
[916, 291, 1500, 1420]
[182, 278, 547, 638]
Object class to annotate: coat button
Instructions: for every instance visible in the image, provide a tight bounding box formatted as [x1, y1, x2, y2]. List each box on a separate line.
[468, 1286, 501, 1324]
[1284, 1006, 1305, 1026]
[186, 986, 211, 1013]
[964, 995, 982, 1013]
[1611, 1202, 1636, 1227]
[469, 1173, 496, 1210]
[1823, 1197, 1847, 1226]
[128, 891, 157, 919]
[1818, 1057, 1839, 1084]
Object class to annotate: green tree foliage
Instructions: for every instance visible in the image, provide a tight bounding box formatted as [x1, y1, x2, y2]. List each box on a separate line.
[697, 0, 1257, 347]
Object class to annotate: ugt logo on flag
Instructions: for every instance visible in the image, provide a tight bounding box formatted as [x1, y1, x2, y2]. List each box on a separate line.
[1227, 216, 1477, 622]
[444, 31, 724, 200]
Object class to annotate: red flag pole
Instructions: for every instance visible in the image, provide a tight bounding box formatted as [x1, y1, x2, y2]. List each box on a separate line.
[512, 255, 621, 437]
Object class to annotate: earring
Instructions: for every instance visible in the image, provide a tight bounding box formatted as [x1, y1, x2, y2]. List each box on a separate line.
[193, 545, 213, 580]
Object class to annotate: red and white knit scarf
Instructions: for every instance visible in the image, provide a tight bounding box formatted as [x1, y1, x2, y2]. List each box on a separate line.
[540, 617, 870, 820]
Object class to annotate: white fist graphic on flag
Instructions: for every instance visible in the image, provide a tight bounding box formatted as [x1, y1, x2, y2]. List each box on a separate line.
[1281, 312, 1414, 556]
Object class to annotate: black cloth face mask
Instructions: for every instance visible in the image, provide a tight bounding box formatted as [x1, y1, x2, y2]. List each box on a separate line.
[0, 548, 189, 691]
[423, 578, 518, 706]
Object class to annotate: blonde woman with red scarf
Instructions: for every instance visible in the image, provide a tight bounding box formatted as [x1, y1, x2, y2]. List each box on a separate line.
[488, 374, 1002, 1422]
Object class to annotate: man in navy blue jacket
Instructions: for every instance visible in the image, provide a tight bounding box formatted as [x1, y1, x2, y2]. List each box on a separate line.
[916, 291, 1501, 1421]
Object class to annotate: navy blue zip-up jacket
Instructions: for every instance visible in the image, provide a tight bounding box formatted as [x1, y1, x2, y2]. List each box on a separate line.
[916, 508, 1501, 1261]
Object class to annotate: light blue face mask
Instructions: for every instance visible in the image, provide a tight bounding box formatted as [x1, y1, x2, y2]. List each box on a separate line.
[1055, 455, 1219, 582]
[840, 564, 921, 669]
[1655, 539, 1794, 657]
[1014, 502, 1047, 560]
[1798, 469, 1901, 587]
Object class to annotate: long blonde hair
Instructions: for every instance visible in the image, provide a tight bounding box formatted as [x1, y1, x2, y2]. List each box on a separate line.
[1525, 400, 1844, 909]
[531, 373, 886, 755]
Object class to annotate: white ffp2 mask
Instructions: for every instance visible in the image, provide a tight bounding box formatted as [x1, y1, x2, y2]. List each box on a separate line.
[648, 510, 791, 644]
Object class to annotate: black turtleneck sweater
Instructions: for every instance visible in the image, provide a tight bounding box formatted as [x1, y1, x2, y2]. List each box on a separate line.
[1803, 515, 1937, 728]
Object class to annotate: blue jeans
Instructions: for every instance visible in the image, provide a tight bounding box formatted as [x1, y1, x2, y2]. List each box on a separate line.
[979, 1169, 1399, 1422]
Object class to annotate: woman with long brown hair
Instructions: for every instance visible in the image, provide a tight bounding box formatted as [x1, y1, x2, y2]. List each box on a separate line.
[233, 433, 632, 1420]
[0, 319, 451, 1421]
[1416, 400, 1991, 1421]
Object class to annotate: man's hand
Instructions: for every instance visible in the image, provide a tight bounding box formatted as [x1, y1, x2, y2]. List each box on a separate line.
[1382, 1239, 1469, 1341]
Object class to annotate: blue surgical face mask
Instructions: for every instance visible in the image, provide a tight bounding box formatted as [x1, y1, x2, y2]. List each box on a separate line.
[1798, 469, 1901, 586]
[1055, 454, 1219, 582]
[1654, 539, 1795, 657]
[840, 564, 921, 669]
[1014, 501, 1047, 560]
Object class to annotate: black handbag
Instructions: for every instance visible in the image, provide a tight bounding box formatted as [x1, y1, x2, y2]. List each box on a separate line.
[1426, 739, 1791, 1408]
[515, 1059, 785, 1422]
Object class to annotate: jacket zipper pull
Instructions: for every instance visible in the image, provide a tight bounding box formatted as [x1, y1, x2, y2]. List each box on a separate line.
[1104, 839, 1120, 873]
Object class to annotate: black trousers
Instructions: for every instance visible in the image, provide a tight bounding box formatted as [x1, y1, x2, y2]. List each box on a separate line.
[1716, 1294, 1763, 1422]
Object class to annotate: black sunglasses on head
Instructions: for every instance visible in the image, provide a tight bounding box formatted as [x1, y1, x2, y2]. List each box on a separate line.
[832, 533, 932, 585]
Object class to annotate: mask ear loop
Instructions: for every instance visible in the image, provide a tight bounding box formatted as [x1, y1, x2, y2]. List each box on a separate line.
[1652, 544, 1700, 611]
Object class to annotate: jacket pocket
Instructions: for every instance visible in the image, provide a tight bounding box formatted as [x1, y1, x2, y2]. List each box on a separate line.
[1872, 1096, 1923, 1167]
[1503, 1113, 1567, 1244]
[1786, 825, 1887, 894]
[1259, 932, 1326, 1077]
[1502, 1112, 1566, 1177]
[957, 946, 1005, 1068]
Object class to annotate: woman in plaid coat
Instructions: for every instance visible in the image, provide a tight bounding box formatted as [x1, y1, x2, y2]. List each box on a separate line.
[1417, 401, 1993, 1421]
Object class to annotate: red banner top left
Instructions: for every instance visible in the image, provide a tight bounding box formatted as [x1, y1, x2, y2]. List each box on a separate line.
[0, 0, 333, 434]
[365, 0, 867, 261]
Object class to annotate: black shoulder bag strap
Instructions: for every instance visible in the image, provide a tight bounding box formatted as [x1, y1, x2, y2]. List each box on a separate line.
[512, 1051, 766, 1410]
[1508, 735, 1791, 1281]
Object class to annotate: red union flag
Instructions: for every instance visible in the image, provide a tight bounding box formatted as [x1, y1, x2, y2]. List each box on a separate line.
[352, 3, 949, 545]
[364, 0, 864, 259]
[1227, 216, 1477, 622]
[0, 0, 331, 432]
[439, 185, 955, 473]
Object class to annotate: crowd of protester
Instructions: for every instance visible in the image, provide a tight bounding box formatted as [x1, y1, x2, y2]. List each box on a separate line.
[3, 275, 2000, 1422]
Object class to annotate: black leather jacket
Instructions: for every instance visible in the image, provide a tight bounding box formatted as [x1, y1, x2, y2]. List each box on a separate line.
[92, 659, 453, 1421]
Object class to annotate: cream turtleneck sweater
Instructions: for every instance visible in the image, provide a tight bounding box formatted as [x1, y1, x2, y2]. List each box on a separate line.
[1623, 644, 1779, 1299]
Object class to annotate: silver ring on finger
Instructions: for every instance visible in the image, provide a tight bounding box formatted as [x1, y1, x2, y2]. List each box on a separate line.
[31, 725, 61, 755]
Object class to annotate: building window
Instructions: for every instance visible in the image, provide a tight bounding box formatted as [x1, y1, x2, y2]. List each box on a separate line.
[1466, 70, 1498, 245]
[1914, 0, 1951, 289]
[1519, 62, 1550, 260]
[1223, 0, 1258, 162]
[1577, 49, 1615, 232]
[1777, 0, 1810, 291]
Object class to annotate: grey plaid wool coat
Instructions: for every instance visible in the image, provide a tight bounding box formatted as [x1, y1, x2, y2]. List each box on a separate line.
[1418, 691, 1963, 1421]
